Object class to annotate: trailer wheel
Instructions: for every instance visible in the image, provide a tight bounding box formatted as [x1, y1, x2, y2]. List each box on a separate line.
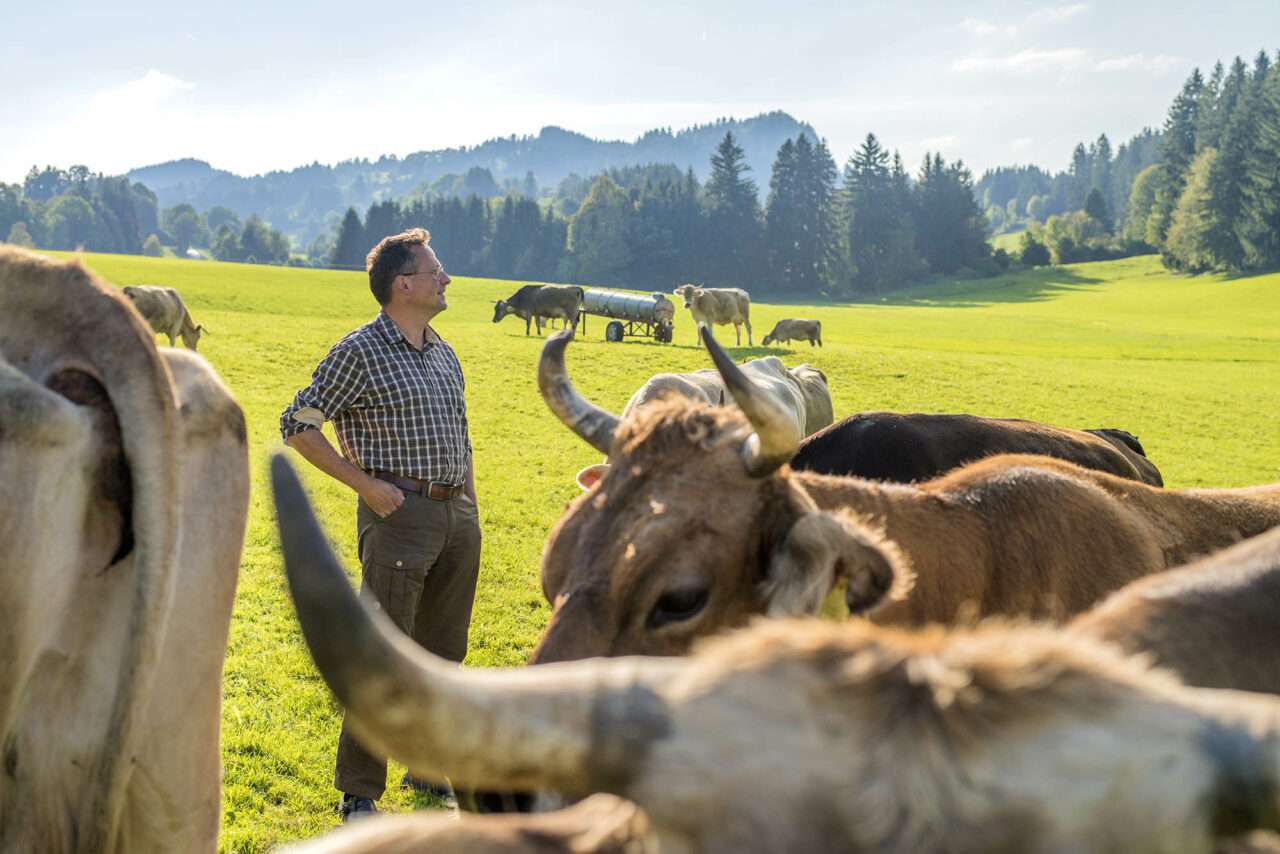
[656, 324, 672, 343]
[605, 321, 625, 342]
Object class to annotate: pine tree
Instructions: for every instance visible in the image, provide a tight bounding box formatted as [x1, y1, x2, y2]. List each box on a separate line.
[764, 137, 801, 290]
[704, 132, 763, 288]
[568, 176, 634, 286]
[1083, 187, 1112, 233]
[1150, 68, 1206, 245]
[1165, 147, 1227, 271]
[330, 208, 366, 269]
[1239, 61, 1280, 267]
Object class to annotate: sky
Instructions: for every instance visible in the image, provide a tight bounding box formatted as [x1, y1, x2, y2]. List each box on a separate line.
[2, 0, 1277, 186]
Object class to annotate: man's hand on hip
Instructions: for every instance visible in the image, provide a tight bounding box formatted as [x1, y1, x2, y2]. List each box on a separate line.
[360, 477, 405, 518]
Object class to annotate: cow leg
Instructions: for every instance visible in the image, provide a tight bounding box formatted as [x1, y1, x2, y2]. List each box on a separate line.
[734, 323, 742, 347]
[746, 320, 752, 346]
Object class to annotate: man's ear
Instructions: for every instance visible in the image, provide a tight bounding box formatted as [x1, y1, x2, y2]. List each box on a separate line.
[760, 510, 912, 618]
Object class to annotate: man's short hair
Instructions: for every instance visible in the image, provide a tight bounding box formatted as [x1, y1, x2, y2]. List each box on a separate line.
[366, 228, 431, 305]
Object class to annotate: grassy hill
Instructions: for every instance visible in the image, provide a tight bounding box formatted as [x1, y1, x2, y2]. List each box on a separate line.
[54, 251, 1280, 851]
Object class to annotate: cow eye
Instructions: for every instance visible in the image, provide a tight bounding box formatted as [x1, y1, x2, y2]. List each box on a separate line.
[647, 588, 709, 628]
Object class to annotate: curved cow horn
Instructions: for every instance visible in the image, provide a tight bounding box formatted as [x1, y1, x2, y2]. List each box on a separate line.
[701, 322, 802, 477]
[538, 327, 621, 457]
[271, 454, 672, 794]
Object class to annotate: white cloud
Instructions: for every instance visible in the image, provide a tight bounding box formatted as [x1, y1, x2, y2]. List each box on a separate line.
[1010, 138, 1033, 152]
[961, 17, 1016, 37]
[919, 134, 958, 152]
[1097, 53, 1183, 74]
[1028, 3, 1090, 24]
[953, 48, 1090, 74]
[91, 70, 195, 112]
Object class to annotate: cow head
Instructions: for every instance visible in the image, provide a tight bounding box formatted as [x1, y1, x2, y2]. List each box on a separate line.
[761, 332, 777, 345]
[180, 322, 205, 351]
[492, 299, 515, 322]
[530, 324, 909, 663]
[0, 247, 182, 848]
[672, 284, 698, 309]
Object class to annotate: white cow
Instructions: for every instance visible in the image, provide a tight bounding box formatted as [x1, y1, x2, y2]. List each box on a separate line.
[122, 284, 206, 349]
[672, 284, 751, 346]
[576, 352, 832, 489]
[1, 247, 249, 852]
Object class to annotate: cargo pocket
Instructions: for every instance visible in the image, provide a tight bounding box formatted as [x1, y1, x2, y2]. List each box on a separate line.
[368, 549, 428, 632]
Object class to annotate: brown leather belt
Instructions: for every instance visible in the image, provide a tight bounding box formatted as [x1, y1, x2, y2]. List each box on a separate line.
[371, 470, 464, 501]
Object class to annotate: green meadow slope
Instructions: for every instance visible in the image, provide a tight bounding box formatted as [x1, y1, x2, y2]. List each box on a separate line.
[52, 251, 1280, 851]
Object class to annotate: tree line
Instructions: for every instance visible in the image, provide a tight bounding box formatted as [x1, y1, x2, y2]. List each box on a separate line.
[0, 166, 296, 265]
[1132, 50, 1280, 272]
[330, 131, 992, 297]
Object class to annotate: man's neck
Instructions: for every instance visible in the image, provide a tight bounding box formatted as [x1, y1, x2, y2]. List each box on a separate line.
[384, 304, 440, 349]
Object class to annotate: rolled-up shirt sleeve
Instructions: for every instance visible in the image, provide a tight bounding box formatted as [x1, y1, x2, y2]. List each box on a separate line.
[280, 343, 366, 441]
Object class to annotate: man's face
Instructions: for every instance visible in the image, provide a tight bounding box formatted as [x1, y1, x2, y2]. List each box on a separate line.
[403, 244, 452, 315]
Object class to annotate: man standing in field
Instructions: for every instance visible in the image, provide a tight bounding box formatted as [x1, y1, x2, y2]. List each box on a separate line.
[280, 227, 480, 822]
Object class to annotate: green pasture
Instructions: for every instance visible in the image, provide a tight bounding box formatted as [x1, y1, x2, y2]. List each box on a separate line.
[58, 250, 1280, 851]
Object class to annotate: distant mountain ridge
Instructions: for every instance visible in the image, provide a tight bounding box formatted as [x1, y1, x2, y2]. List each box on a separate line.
[126, 111, 818, 244]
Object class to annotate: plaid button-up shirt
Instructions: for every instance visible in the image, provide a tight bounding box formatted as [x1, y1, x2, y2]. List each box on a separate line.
[281, 310, 471, 484]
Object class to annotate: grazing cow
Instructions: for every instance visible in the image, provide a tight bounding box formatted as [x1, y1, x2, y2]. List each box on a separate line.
[493, 284, 584, 336]
[1, 247, 249, 852]
[530, 324, 1280, 663]
[121, 284, 206, 350]
[761, 318, 822, 347]
[576, 358, 833, 488]
[1071, 525, 1280, 695]
[273, 468, 1280, 854]
[672, 284, 751, 346]
[791, 411, 1164, 486]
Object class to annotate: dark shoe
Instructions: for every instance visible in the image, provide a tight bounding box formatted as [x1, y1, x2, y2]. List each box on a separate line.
[402, 772, 456, 802]
[338, 793, 378, 823]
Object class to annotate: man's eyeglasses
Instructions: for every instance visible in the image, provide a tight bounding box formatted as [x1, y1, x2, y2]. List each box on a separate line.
[402, 264, 446, 280]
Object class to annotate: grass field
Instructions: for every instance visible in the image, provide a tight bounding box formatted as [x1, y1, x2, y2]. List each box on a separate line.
[55, 251, 1280, 851]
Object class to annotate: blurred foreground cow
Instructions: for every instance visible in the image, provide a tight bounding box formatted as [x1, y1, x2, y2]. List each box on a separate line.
[761, 317, 821, 347]
[122, 284, 206, 350]
[1, 247, 249, 852]
[576, 357, 832, 487]
[1071, 524, 1280, 695]
[672, 284, 751, 345]
[493, 284, 584, 335]
[792, 411, 1164, 486]
[274, 459, 1280, 853]
[531, 324, 1280, 662]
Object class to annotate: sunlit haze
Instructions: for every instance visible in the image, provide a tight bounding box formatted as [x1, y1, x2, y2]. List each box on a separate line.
[3, 0, 1276, 183]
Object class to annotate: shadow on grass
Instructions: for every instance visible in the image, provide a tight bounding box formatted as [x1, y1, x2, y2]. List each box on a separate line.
[759, 266, 1109, 310]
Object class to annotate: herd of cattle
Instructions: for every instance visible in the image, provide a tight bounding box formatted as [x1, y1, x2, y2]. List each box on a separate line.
[6, 244, 1280, 853]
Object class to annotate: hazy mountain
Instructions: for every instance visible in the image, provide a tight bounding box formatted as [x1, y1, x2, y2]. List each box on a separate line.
[125, 111, 817, 244]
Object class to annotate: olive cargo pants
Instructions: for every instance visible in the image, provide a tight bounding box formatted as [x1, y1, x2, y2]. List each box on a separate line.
[333, 490, 481, 799]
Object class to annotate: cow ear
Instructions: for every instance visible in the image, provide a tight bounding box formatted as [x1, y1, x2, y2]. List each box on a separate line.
[760, 509, 912, 618]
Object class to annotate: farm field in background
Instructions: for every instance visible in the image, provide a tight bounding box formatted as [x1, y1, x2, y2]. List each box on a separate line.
[53, 250, 1280, 851]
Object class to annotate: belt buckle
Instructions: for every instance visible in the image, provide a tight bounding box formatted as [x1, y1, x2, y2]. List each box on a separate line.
[428, 480, 460, 500]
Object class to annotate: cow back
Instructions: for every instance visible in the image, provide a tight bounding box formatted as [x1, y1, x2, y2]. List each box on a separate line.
[792, 411, 1163, 485]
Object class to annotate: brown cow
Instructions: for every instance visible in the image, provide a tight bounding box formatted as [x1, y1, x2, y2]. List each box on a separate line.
[272, 468, 1280, 854]
[761, 317, 821, 347]
[672, 284, 751, 345]
[1070, 525, 1280, 695]
[1, 247, 249, 851]
[121, 284, 206, 349]
[530, 324, 1280, 663]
